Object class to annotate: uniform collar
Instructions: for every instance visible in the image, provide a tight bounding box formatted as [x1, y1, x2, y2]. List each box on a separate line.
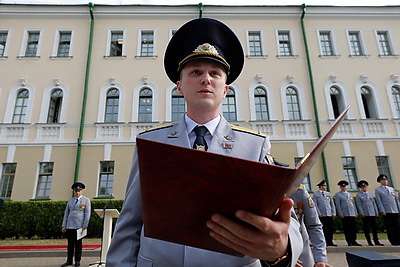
[185, 114, 220, 136]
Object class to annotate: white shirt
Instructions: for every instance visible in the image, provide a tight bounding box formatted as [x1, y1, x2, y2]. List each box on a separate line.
[185, 114, 220, 148]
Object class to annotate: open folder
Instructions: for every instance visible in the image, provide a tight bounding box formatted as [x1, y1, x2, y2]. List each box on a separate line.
[137, 107, 349, 256]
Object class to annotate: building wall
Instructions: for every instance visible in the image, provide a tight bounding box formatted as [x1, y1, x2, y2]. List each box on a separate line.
[0, 3, 399, 201]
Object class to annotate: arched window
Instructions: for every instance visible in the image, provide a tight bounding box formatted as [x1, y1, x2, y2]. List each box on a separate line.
[222, 88, 237, 121]
[330, 86, 345, 119]
[361, 86, 376, 119]
[47, 89, 63, 123]
[171, 88, 185, 121]
[138, 88, 153, 122]
[105, 88, 119, 123]
[392, 86, 400, 118]
[12, 89, 29, 123]
[254, 87, 269, 120]
[286, 87, 301, 120]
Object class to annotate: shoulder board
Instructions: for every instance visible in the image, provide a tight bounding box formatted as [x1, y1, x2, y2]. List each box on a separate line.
[298, 184, 304, 190]
[231, 125, 266, 138]
[84, 197, 90, 200]
[139, 123, 174, 135]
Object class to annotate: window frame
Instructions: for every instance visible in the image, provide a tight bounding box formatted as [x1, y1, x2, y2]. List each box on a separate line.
[341, 156, 358, 190]
[52, 29, 73, 58]
[246, 29, 265, 58]
[35, 162, 54, 199]
[317, 29, 338, 57]
[0, 163, 17, 199]
[98, 160, 114, 197]
[137, 29, 156, 58]
[104, 88, 120, 123]
[222, 87, 237, 121]
[0, 29, 9, 58]
[276, 29, 296, 57]
[106, 29, 125, 57]
[138, 87, 153, 122]
[346, 29, 368, 57]
[19, 29, 41, 58]
[374, 29, 397, 57]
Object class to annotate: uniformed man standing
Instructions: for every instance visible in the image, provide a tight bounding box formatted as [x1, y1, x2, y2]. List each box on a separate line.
[356, 180, 383, 246]
[335, 180, 361, 246]
[312, 180, 337, 246]
[292, 185, 332, 267]
[375, 174, 400, 246]
[61, 182, 91, 267]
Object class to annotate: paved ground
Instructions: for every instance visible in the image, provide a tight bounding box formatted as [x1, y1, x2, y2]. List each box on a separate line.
[1, 239, 400, 266]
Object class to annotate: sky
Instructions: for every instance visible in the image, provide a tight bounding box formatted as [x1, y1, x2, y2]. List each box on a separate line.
[1, 0, 399, 6]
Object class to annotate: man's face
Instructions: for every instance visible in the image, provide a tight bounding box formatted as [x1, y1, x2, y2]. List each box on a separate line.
[361, 185, 368, 192]
[177, 60, 228, 116]
[74, 189, 83, 197]
[340, 185, 347, 191]
[319, 185, 327, 191]
[380, 178, 388, 186]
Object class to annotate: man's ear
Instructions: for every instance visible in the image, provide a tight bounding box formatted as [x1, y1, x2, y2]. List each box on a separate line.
[223, 85, 229, 97]
[177, 81, 184, 96]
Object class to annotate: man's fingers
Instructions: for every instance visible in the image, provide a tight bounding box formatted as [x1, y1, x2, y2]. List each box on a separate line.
[274, 198, 294, 223]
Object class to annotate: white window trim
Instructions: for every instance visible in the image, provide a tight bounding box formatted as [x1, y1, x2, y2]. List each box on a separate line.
[323, 81, 351, 120]
[346, 29, 369, 57]
[136, 28, 156, 58]
[39, 81, 69, 123]
[97, 82, 125, 123]
[355, 81, 381, 119]
[280, 81, 308, 120]
[169, 28, 178, 40]
[19, 28, 42, 58]
[374, 28, 398, 57]
[275, 28, 297, 58]
[245, 29, 267, 58]
[0, 29, 10, 58]
[4, 83, 35, 124]
[105, 28, 126, 57]
[386, 79, 400, 119]
[248, 81, 276, 121]
[316, 28, 340, 58]
[51, 29, 73, 58]
[132, 82, 158, 122]
[220, 83, 243, 121]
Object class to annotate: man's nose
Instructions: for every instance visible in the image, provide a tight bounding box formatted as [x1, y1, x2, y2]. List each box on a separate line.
[200, 73, 211, 84]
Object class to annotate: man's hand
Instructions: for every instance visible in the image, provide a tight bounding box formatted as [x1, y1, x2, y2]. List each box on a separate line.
[206, 197, 293, 261]
[61, 227, 66, 233]
[315, 262, 333, 267]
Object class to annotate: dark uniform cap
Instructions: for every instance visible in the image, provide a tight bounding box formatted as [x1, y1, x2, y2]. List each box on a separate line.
[377, 174, 388, 183]
[164, 18, 244, 85]
[316, 180, 327, 187]
[337, 180, 349, 187]
[357, 180, 369, 187]
[71, 182, 85, 190]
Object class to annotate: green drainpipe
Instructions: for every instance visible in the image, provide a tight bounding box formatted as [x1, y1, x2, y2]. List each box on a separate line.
[198, 2, 203, 18]
[300, 4, 331, 190]
[73, 2, 94, 184]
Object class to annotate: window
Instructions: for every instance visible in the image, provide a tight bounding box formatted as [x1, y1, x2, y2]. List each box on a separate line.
[98, 161, 114, 196]
[110, 31, 123, 57]
[57, 31, 71, 57]
[47, 89, 63, 123]
[36, 162, 53, 198]
[12, 89, 29, 123]
[376, 31, 393, 56]
[278, 30, 293, 56]
[330, 86, 345, 119]
[140, 30, 154, 57]
[319, 31, 334, 56]
[0, 31, 8, 57]
[360, 86, 377, 119]
[25, 31, 40, 57]
[222, 88, 237, 121]
[138, 88, 152, 122]
[104, 88, 119, 123]
[286, 87, 301, 120]
[248, 31, 263, 57]
[348, 31, 364, 56]
[295, 157, 311, 191]
[171, 88, 185, 121]
[392, 86, 400, 117]
[254, 87, 269, 120]
[375, 156, 393, 187]
[342, 157, 358, 190]
[0, 163, 16, 198]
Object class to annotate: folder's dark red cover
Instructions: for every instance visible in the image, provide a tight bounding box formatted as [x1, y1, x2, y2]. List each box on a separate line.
[137, 107, 349, 256]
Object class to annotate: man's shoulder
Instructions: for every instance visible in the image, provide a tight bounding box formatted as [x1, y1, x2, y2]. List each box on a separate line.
[230, 125, 267, 138]
[139, 123, 175, 135]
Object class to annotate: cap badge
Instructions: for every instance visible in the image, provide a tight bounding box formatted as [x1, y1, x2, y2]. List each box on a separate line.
[193, 43, 219, 55]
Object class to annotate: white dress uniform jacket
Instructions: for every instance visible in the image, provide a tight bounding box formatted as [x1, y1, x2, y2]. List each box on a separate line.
[375, 185, 400, 213]
[106, 116, 304, 267]
[62, 196, 91, 229]
[356, 191, 378, 216]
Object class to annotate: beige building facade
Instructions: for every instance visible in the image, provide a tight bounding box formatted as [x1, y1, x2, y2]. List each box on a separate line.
[0, 3, 399, 201]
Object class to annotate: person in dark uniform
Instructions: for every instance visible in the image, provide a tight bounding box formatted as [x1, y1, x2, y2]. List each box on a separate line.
[375, 174, 400, 246]
[335, 180, 362, 246]
[61, 182, 91, 267]
[355, 180, 383, 246]
[312, 180, 337, 246]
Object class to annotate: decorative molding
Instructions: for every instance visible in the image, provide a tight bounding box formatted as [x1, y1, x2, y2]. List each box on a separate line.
[286, 74, 294, 84]
[360, 74, 368, 83]
[256, 74, 263, 83]
[54, 77, 60, 86]
[391, 74, 399, 83]
[109, 76, 116, 85]
[142, 75, 149, 85]
[20, 77, 27, 86]
[329, 74, 337, 83]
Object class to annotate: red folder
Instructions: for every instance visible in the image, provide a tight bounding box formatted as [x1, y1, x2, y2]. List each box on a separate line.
[137, 107, 349, 256]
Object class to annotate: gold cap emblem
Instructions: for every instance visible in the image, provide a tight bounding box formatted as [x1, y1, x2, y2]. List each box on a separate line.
[193, 43, 219, 55]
